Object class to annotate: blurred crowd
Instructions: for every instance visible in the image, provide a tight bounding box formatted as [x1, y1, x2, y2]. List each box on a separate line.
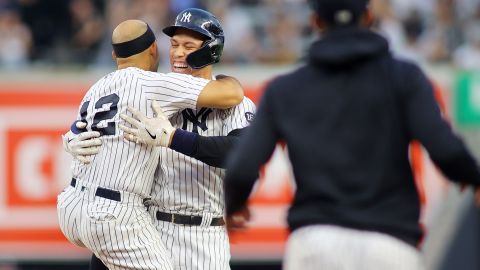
[0, 0, 479, 70]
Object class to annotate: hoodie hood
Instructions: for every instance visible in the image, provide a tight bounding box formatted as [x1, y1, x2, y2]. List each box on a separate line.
[309, 27, 389, 67]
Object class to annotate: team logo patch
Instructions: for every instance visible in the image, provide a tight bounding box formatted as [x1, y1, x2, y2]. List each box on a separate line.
[245, 112, 254, 123]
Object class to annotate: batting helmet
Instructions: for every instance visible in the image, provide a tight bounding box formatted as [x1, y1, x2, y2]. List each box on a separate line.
[163, 8, 224, 69]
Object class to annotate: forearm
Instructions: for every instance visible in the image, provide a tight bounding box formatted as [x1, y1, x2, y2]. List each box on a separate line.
[405, 65, 480, 185]
[224, 154, 260, 215]
[224, 95, 278, 215]
[432, 150, 480, 186]
[224, 123, 277, 215]
[169, 128, 246, 168]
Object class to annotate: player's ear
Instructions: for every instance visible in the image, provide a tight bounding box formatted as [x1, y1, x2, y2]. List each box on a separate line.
[112, 50, 117, 61]
[149, 42, 158, 56]
[310, 13, 326, 32]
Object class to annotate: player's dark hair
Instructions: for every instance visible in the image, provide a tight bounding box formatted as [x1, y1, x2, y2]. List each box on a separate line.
[112, 25, 156, 58]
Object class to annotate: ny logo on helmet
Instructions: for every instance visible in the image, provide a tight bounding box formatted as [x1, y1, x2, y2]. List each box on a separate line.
[181, 12, 192, 23]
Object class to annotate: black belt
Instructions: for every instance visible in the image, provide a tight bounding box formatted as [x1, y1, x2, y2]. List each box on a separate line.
[156, 211, 225, 226]
[70, 178, 121, 202]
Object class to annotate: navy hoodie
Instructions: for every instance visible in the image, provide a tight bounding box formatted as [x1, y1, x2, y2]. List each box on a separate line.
[225, 27, 480, 246]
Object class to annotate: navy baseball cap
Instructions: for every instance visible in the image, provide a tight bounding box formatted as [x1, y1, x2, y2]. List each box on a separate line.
[309, 0, 370, 26]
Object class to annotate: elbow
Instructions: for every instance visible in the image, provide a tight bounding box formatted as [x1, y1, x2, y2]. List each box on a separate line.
[222, 95, 244, 109]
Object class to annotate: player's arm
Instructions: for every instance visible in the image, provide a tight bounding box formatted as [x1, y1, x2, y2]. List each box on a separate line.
[151, 73, 243, 115]
[174, 97, 255, 166]
[401, 63, 480, 186]
[197, 75, 244, 109]
[120, 98, 255, 167]
[119, 100, 242, 156]
[120, 107, 247, 167]
[170, 98, 255, 167]
[169, 128, 247, 168]
[224, 87, 279, 216]
[223, 85, 280, 231]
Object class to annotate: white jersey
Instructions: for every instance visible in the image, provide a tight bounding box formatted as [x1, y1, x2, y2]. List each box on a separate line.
[151, 97, 256, 216]
[71, 67, 208, 198]
[58, 67, 209, 270]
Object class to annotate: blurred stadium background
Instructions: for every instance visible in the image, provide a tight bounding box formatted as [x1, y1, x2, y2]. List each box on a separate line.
[0, 0, 479, 269]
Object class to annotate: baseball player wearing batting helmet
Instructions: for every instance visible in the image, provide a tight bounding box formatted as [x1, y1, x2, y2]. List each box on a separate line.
[66, 8, 255, 270]
[126, 8, 255, 270]
[163, 7, 225, 70]
[224, 0, 480, 270]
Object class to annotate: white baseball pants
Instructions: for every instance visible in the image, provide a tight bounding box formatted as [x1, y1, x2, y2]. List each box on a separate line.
[283, 225, 424, 270]
[57, 180, 173, 270]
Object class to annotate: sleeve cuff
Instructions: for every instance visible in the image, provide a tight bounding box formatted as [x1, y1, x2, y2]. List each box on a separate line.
[71, 120, 87, 134]
[170, 129, 199, 156]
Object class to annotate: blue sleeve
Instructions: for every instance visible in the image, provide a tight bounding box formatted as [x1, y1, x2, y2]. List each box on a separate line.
[170, 127, 247, 168]
[402, 63, 480, 185]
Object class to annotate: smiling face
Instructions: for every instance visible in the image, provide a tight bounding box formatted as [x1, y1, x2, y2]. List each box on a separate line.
[169, 28, 211, 78]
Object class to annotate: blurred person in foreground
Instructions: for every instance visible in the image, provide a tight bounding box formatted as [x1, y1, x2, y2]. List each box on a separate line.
[224, 0, 480, 269]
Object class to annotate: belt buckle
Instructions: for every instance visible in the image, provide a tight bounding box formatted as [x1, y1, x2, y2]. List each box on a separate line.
[143, 198, 153, 210]
[171, 214, 175, 223]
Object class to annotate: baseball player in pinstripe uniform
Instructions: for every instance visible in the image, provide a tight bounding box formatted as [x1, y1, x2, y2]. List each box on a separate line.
[145, 9, 255, 270]
[66, 9, 255, 270]
[57, 19, 244, 270]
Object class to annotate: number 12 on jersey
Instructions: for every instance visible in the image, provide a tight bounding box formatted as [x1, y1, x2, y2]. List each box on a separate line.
[77, 93, 120, 136]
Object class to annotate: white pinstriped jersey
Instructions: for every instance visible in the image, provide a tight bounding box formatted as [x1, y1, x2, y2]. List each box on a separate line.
[151, 97, 256, 216]
[71, 67, 208, 198]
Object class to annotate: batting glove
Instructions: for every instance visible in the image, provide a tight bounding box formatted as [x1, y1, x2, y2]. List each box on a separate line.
[62, 121, 102, 164]
[119, 100, 176, 147]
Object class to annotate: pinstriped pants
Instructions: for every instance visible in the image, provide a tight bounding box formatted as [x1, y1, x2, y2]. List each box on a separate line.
[57, 185, 173, 270]
[149, 208, 231, 270]
[283, 225, 424, 270]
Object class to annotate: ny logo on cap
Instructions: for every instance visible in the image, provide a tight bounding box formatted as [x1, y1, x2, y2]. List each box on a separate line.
[181, 12, 192, 23]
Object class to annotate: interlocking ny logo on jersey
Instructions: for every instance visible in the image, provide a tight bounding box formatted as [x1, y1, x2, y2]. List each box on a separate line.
[180, 12, 192, 22]
[182, 108, 213, 133]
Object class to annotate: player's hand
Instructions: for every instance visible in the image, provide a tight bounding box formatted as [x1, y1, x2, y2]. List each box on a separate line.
[226, 206, 251, 233]
[62, 121, 102, 164]
[119, 100, 176, 147]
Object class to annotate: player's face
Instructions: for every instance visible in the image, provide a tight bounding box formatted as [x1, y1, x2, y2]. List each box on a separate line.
[169, 28, 205, 75]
